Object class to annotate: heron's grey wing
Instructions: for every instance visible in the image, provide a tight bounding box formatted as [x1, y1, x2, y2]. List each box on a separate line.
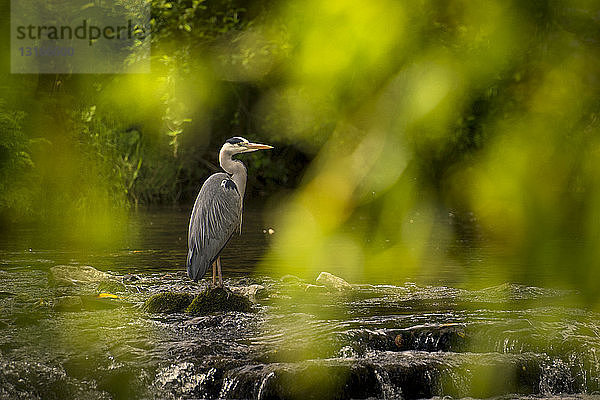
[186, 173, 241, 281]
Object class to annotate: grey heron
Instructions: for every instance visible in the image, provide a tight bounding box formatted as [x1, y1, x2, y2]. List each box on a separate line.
[186, 137, 273, 286]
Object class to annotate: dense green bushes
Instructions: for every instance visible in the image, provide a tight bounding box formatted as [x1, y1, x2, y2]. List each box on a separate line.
[0, 103, 34, 220]
[0, 0, 306, 224]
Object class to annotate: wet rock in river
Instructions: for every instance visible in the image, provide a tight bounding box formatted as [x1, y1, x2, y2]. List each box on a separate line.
[144, 292, 195, 313]
[216, 352, 555, 400]
[186, 287, 252, 315]
[230, 284, 266, 302]
[316, 272, 352, 291]
[49, 265, 110, 286]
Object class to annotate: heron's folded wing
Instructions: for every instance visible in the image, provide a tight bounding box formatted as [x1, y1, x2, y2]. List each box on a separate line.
[190, 176, 241, 264]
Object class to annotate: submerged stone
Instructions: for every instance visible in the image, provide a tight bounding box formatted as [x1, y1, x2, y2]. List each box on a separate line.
[81, 295, 128, 310]
[280, 274, 303, 284]
[316, 272, 352, 291]
[96, 280, 127, 294]
[304, 284, 329, 295]
[49, 265, 110, 286]
[53, 296, 83, 312]
[144, 292, 195, 313]
[186, 287, 252, 315]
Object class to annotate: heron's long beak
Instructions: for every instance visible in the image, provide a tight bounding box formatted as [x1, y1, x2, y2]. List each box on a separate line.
[243, 142, 274, 152]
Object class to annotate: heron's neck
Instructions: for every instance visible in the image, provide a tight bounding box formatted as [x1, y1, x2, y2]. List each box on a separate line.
[219, 150, 247, 200]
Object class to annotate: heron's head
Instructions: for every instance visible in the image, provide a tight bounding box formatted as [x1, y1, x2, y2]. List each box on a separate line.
[221, 136, 273, 155]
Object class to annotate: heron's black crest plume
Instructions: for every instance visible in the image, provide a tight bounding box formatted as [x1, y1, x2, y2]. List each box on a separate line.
[226, 137, 246, 145]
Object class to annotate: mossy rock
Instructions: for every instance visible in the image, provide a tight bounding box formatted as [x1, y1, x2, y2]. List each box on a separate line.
[186, 287, 252, 315]
[143, 292, 195, 313]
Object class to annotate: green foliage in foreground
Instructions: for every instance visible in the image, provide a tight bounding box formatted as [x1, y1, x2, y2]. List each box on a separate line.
[252, 1, 600, 303]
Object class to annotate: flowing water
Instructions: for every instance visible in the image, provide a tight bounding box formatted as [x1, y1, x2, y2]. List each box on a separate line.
[0, 208, 599, 399]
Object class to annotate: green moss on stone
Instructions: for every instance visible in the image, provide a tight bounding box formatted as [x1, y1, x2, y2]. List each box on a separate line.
[143, 292, 194, 313]
[186, 287, 252, 315]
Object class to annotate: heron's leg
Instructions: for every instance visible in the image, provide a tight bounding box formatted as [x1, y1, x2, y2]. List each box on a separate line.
[217, 256, 223, 287]
[212, 261, 217, 287]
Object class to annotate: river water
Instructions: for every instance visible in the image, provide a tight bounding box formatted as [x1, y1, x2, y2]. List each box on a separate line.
[0, 208, 599, 399]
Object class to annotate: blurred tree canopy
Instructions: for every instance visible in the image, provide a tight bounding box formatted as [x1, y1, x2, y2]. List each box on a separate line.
[1, 0, 600, 300]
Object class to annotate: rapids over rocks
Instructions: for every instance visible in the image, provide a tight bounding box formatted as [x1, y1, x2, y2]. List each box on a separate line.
[0, 267, 598, 399]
